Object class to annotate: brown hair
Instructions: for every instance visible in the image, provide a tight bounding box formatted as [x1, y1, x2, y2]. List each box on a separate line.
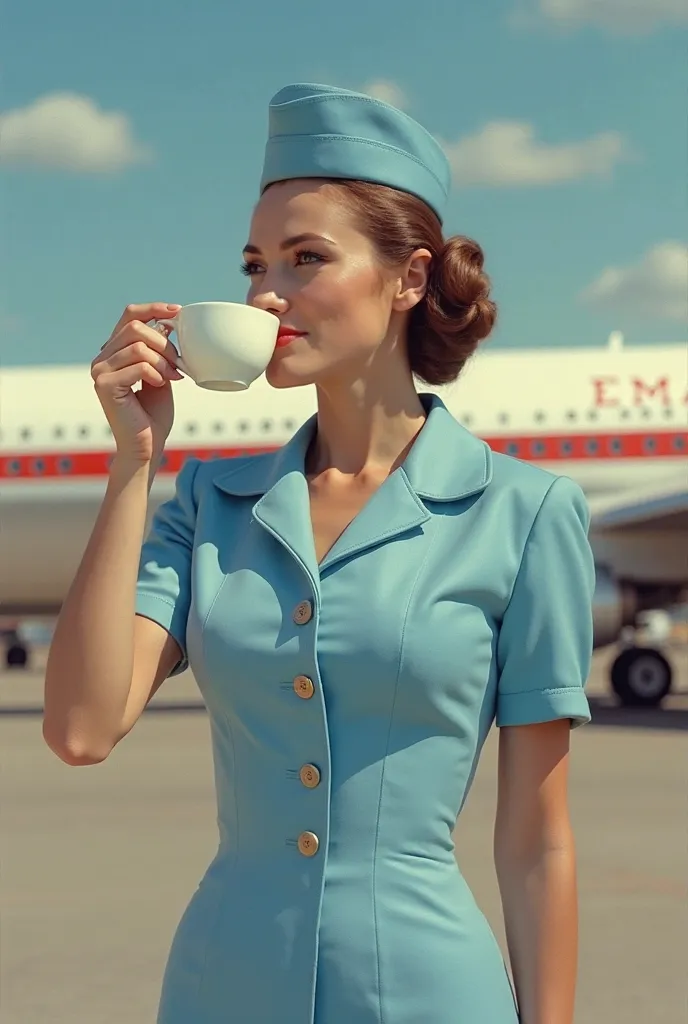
[323, 179, 497, 386]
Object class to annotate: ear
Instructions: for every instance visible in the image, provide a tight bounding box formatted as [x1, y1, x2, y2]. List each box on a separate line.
[391, 248, 433, 313]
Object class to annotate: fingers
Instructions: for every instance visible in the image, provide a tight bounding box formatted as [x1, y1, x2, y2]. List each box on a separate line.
[94, 360, 169, 393]
[92, 339, 184, 384]
[97, 318, 183, 367]
[92, 302, 185, 400]
[109, 301, 181, 339]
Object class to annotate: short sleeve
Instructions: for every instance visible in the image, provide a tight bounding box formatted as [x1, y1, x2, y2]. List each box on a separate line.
[495, 474, 595, 729]
[135, 457, 201, 676]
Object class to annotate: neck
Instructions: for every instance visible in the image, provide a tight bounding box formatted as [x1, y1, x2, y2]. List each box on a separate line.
[307, 359, 426, 477]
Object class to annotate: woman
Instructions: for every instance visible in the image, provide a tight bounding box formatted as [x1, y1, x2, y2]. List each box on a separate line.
[44, 83, 595, 1024]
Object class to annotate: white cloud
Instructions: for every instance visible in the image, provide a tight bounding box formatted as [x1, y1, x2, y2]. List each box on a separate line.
[581, 242, 688, 321]
[0, 92, 152, 172]
[443, 120, 629, 186]
[537, 0, 687, 32]
[361, 80, 407, 109]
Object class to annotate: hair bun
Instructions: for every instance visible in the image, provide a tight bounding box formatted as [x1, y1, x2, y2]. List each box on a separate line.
[409, 235, 497, 386]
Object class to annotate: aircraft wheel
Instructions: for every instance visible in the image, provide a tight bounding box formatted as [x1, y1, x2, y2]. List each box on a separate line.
[610, 646, 672, 707]
[6, 644, 29, 669]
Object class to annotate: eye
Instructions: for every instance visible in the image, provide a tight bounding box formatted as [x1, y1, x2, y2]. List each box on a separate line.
[294, 249, 324, 266]
[240, 249, 324, 277]
[240, 260, 262, 277]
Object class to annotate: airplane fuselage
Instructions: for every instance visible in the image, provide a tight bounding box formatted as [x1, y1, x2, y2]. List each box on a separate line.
[2, 341, 686, 620]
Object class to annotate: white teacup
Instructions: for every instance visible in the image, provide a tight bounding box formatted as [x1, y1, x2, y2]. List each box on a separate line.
[154, 302, 280, 391]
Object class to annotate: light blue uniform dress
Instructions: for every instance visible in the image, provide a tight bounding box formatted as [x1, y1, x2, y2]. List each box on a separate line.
[135, 393, 594, 1024]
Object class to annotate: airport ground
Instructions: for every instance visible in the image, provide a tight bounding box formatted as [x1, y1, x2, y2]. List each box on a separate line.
[2, 643, 686, 1024]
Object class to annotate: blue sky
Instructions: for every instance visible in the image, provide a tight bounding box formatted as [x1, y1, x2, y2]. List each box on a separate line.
[1, 0, 686, 367]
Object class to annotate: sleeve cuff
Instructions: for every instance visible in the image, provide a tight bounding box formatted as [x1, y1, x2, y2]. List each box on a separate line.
[135, 592, 189, 676]
[496, 685, 591, 729]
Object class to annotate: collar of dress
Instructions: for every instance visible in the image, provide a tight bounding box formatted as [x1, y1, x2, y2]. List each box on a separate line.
[212, 392, 493, 503]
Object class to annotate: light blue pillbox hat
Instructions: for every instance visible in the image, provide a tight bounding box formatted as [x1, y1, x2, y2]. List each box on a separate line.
[260, 83, 452, 224]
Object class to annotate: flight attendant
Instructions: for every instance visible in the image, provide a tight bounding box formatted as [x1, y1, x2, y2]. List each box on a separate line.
[44, 83, 595, 1024]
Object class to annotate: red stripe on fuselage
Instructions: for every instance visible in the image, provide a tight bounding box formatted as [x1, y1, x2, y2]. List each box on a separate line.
[1, 431, 686, 480]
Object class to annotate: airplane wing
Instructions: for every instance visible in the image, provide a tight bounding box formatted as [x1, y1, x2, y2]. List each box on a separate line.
[588, 479, 688, 532]
[586, 476, 688, 590]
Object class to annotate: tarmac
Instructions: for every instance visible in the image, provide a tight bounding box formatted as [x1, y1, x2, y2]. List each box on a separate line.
[1, 643, 686, 1023]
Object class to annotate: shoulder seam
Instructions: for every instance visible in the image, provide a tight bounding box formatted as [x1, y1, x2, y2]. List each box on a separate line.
[501, 474, 563, 621]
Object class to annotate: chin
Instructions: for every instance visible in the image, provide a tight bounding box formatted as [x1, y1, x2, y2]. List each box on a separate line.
[265, 356, 317, 390]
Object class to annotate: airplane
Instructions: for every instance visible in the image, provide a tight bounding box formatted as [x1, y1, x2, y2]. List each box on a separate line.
[1, 331, 686, 707]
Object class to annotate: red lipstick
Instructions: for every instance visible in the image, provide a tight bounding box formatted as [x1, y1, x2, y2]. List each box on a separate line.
[276, 326, 306, 348]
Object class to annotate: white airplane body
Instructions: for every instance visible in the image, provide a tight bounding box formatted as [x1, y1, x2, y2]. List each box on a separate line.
[2, 335, 686, 704]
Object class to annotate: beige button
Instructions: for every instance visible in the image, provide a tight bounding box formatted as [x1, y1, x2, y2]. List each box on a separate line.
[293, 675, 315, 699]
[299, 763, 321, 788]
[293, 600, 313, 625]
[297, 831, 320, 857]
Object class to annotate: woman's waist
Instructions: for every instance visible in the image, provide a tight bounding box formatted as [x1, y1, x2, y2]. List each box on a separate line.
[214, 787, 460, 860]
[211, 826, 461, 879]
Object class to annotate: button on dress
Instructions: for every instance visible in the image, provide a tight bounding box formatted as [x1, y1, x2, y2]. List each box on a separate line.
[135, 393, 594, 1023]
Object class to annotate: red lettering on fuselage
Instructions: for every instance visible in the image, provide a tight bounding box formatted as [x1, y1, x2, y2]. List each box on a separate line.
[632, 377, 671, 406]
[592, 376, 620, 407]
[592, 375, 683, 407]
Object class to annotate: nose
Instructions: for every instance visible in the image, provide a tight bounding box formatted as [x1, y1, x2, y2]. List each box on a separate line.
[250, 288, 289, 317]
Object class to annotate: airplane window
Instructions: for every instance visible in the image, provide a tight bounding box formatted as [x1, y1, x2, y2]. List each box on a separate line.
[672, 436, 685, 451]
[530, 440, 546, 456]
[6, 459, 21, 474]
[238, 420, 249, 433]
[32, 458, 46, 474]
[663, 407, 674, 419]
[640, 407, 652, 419]
[20, 427, 32, 440]
[185, 422, 197, 434]
[643, 437, 656, 452]
[78, 425, 90, 437]
[58, 457, 73, 473]
[284, 418, 296, 430]
[463, 414, 473, 427]
[260, 419, 273, 431]
[608, 438, 622, 454]
[586, 439, 599, 454]
[559, 440, 573, 456]
[620, 409, 630, 420]
[587, 410, 598, 421]
[53, 425, 65, 438]
[506, 442, 520, 456]
[104, 425, 113, 436]
[534, 411, 546, 423]
[565, 410, 577, 421]
[212, 421, 224, 433]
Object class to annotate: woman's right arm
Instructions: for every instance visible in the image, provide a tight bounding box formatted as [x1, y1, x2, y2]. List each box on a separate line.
[43, 302, 186, 766]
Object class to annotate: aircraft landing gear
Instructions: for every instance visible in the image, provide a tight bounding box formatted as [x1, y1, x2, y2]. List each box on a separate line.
[610, 646, 673, 708]
[4, 630, 30, 670]
[6, 643, 29, 669]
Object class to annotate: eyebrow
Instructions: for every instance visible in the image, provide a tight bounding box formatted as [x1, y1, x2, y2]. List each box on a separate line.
[242, 232, 335, 255]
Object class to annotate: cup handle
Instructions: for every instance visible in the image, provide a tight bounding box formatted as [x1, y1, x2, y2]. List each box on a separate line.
[153, 318, 190, 377]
